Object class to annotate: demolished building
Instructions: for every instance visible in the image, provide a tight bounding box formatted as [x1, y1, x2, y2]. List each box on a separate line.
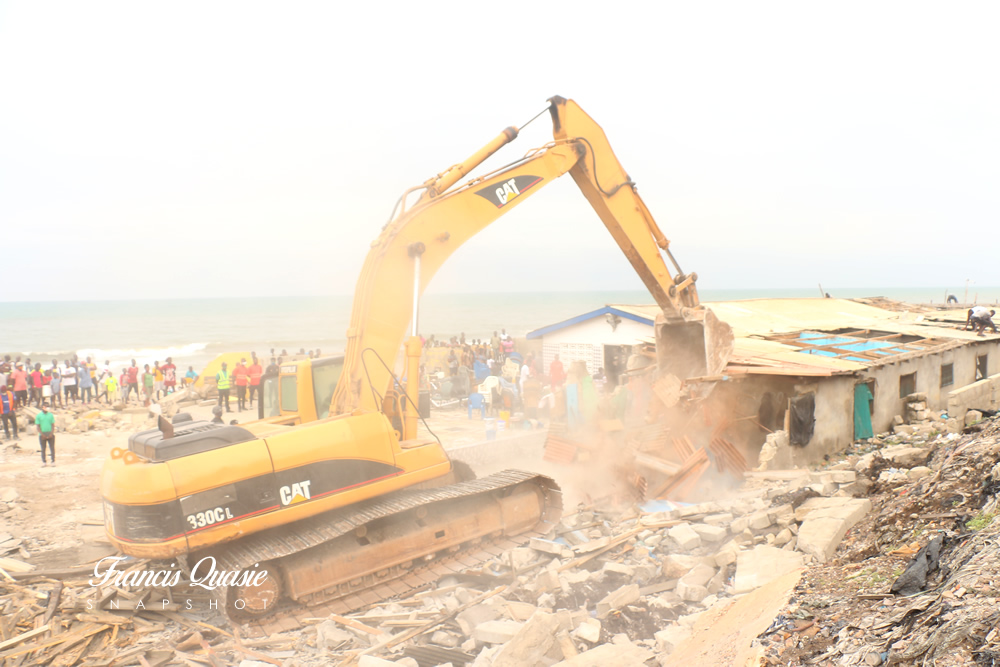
[528, 298, 1000, 468]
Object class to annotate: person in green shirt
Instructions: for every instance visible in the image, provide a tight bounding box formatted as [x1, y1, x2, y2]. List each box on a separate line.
[142, 364, 155, 406]
[35, 403, 56, 467]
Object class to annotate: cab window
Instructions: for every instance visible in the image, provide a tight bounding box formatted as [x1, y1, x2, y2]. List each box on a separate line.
[261, 376, 281, 418]
[312, 358, 344, 420]
[280, 375, 298, 412]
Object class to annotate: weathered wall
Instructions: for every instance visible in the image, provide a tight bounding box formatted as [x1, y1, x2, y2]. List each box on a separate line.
[787, 375, 856, 461]
[859, 339, 1000, 433]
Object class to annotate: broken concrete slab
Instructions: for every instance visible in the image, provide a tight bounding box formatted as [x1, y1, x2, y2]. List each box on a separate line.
[703, 512, 734, 526]
[733, 545, 804, 593]
[473, 619, 524, 644]
[797, 498, 872, 562]
[661, 554, 699, 579]
[491, 611, 562, 667]
[551, 640, 654, 666]
[573, 618, 601, 644]
[596, 584, 640, 619]
[668, 523, 702, 550]
[747, 510, 772, 530]
[530, 537, 571, 557]
[690, 523, 727, 542]
[856, 446, 931, 471]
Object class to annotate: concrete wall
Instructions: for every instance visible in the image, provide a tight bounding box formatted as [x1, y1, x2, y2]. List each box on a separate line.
[802, 375, 856, 459]
[858, 339, 1000, 433]
[947, 372, 1000, 418]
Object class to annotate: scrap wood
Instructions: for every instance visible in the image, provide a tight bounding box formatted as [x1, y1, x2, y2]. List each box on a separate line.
[219, 642, 283, 666]
[648, 447, 709, 499]
[76, 611, 132, 625]
[198, 637, 226, 667]
[709, 437, 749, 476]
[0, 624, 50, 652]
[0, 557, 34, 573]
[558, 526, 644, 572]
[653, 374, 682, 408]
[329, 614, 383, 636]
[672, 436, 696, 462]
[43, 581, 63, 625]
[8, 565, 95, 581]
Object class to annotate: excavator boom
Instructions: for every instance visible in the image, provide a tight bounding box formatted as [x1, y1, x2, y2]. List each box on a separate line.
[332, 96, 733, 434]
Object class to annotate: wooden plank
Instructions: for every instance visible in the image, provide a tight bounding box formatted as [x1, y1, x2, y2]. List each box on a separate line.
[329, 614, 382, 636]
[0, 624, 50, 652]
[0, 558, 35, 574]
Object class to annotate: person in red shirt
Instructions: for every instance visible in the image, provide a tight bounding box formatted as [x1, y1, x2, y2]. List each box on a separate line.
[30, 363, 44, 407]
[10, 363, 28, 407]
[232, 359, 249, 411]
[548, 354, 566, 387]
[125, 360, 140, 403]
[161, 357, 177, 394]
[247, 355, 263, 408]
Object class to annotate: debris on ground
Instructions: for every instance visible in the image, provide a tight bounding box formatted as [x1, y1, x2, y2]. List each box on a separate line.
[5, 398, 1000, 665]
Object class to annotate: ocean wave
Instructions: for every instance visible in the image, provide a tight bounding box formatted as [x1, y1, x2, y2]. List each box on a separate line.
[76, 343, 210, 368]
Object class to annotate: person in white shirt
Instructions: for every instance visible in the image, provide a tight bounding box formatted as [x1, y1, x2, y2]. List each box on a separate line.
[519, 359, 531, 397]
[61, 361, 77, 403]
[966, 307, 997, 336]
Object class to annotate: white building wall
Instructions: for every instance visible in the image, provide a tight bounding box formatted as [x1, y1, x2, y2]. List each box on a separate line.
[537, 316, 654, 374]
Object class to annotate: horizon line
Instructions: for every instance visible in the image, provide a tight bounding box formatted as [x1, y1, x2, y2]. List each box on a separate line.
[1, 286, 994, 306]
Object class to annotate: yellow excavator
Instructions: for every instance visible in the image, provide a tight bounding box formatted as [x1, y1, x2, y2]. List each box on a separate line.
[100, 96, 733, 621]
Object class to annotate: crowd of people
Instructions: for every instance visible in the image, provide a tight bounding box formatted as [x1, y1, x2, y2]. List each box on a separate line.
[418, 328, 587, 420]
[0, 355, 200, 416]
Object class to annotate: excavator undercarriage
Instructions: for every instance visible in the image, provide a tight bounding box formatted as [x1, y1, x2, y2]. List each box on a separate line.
[205, 470, 562, 623]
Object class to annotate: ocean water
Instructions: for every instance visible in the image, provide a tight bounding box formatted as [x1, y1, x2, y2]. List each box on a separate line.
[2, 287, 998, 373]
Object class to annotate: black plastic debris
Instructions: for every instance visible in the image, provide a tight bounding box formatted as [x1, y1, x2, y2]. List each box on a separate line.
[891, 535, 944, 596]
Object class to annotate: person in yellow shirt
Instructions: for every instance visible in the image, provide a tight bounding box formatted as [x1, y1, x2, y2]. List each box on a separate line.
[103, 373, 119, 405]
[153, 361, 165, 400]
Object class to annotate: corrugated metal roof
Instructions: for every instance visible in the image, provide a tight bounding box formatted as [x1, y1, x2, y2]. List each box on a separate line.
[535, 297, 995, 378]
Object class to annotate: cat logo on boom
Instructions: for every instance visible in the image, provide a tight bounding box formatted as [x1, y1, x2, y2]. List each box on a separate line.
[474, 175, 543, 209]
[279, 481, 312, 506]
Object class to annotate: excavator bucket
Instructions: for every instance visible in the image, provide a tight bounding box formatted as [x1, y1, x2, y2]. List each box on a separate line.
[654, 307, 734, 382]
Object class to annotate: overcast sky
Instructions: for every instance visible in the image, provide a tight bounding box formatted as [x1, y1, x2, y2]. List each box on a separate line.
[2, 2, 998, 302]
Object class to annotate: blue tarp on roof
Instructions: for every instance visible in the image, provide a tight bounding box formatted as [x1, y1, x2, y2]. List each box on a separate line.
[795, 332, 908, 363]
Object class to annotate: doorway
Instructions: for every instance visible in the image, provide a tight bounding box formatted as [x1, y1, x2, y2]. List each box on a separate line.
[603, 345, 631, 387]
[854, 381, 875, 440]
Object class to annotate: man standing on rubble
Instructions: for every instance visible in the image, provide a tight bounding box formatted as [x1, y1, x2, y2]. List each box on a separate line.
[35, 403, 56, 467]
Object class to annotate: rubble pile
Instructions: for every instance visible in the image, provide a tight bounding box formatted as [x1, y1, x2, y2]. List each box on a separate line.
[892, 391, 969, 440]
[753, 417, 1000, 665]
[6, 396, 1000, 665]
[0, 445, 878, 666]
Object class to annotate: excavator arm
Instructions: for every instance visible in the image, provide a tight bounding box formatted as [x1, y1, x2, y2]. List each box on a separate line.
[331, 96, 733, 437]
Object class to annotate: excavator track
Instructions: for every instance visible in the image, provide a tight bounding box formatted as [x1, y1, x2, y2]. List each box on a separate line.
[205, 470, 561, 633]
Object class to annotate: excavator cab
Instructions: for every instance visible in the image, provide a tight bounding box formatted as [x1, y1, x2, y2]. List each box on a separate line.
[257, 355, 346, 424]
